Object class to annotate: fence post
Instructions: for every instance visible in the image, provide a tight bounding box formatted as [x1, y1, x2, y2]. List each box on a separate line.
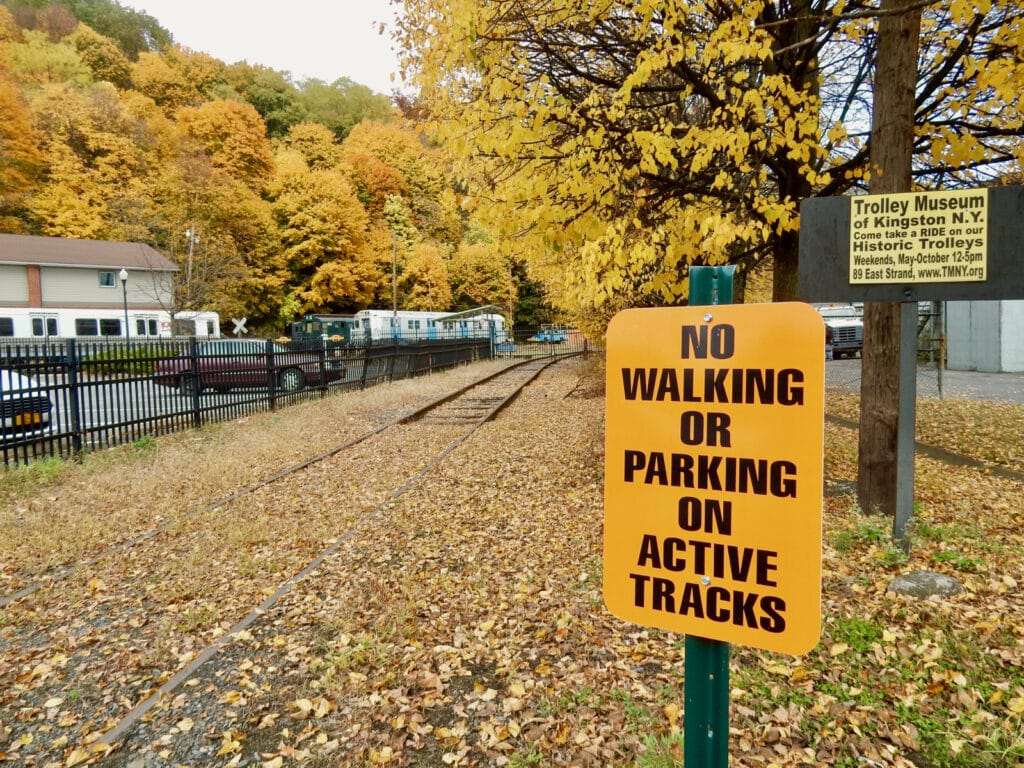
[360, 336, 370, 390]
[387, 340, 398, 382]
[266, 338, 277, 411]
[66, 338, 84, 459]
[316, 335, 327, 397]
[187, 336, 201, 428]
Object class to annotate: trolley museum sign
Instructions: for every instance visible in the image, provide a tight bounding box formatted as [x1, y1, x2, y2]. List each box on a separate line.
[850, 189, 987, 284]
[603, 304, 825, 655]
[799, 185, 1024, 302]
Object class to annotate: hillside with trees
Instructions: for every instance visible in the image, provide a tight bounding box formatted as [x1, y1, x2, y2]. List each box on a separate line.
[0, 0, 551, 333]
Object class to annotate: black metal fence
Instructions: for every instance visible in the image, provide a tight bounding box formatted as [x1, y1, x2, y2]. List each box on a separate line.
[0, 335, 503, 467]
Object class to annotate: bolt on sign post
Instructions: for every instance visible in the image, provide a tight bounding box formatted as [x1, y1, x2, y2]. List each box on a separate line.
[604, 267, 826, 765]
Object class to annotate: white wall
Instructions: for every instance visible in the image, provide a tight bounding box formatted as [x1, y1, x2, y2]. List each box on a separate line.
[0, 265, 28, 303]
[1001, 301, 1024, 371]
[39, 266, 173, 307]
[946, 300, 1024, 372]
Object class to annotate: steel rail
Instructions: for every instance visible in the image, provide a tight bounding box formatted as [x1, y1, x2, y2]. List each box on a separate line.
[95, 355, 565, 750]
[0, 355, 563, 608]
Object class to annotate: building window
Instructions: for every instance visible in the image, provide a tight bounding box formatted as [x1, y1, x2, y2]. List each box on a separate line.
[0, 317, 13, 336]
[99, 271, 116, 287]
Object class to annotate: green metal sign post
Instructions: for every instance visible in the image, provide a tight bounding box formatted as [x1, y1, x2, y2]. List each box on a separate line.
[684, 265, 735, 767]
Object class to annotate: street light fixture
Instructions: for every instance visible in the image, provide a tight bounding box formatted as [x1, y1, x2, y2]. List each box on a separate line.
[119, 268, 129, 338]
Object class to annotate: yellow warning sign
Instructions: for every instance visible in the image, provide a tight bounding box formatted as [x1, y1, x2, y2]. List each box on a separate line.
[603, 303, 825, 655]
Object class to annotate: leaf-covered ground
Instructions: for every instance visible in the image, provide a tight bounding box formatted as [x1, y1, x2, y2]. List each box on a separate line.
[1, 357, 1023, 768]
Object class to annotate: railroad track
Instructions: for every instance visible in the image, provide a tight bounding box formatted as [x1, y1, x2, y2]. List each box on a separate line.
[0, 354, 573, 765]
[5, 355, 1014, 765]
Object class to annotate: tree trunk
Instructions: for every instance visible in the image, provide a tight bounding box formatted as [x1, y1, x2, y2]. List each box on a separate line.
[773, 228, 800, 302]
[857, 0, 921, 517]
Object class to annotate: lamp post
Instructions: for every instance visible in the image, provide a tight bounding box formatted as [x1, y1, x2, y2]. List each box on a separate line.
[392, 228, 398, 340]
[119, 268, 129, 338]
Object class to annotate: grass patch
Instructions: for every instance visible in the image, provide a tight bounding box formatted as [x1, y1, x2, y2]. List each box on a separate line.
[637, 732, 684, 768]
[831, 516, 889, 553]
[507, 747, 545, 767]
[931, 549, 984, 571]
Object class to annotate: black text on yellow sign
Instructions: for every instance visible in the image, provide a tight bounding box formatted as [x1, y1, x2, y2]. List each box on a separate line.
[603, 303, 825, 655]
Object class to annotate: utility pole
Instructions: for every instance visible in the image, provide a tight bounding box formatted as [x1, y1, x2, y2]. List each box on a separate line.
[184, 227, 199, 305]
[857, 0, 923, 529]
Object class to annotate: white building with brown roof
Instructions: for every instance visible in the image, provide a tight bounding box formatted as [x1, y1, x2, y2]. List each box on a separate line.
[0, 233, 176, 311]
[0, 234, 221, 339]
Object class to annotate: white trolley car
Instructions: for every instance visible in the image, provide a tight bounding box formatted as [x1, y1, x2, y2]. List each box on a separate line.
[350, 308, 509, 344]
[0, 307, 221, 339]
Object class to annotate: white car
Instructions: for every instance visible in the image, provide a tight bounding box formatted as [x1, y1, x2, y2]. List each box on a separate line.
[1, 369, 53, 443]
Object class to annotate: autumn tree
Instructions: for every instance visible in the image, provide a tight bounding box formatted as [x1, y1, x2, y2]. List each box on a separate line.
[448, 241, 509, 312]
[177, 99, 275, 193]
[30, 3, 77, 41]
[5, 28, 91, 86]
[26, 81, 156, 238]
[396, 0, 1024, 318]
[131, 46, 224, 111]
[0, 4, 20, 43]
[0, 56, 43, 230]
[276, 121, 344, 170]
[343, 119, 462, 247]
[401, 242, 452, 311]
[131, 49, 201, 109]
[150, 148, 281, 320]
[67, 23, 131, 87]
[346, 151, 408, 219]
[270, 149, 379, 314]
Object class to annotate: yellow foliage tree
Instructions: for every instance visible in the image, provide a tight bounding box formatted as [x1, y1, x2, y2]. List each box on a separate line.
[130, 50, 201, 109]
[401, 242, 452, 311]
[177, 99, 275, 193]
[67, 24, 131, 88]
[26, 82, 155, 238]
[397, 0, 1024, 320]
[5, 29, 91, 88]
[341, 119, 461, 246]
[0, 61, 42, 231]
[277, 122, 345, 170]
[270, 149, 379, 314]
[448, 241, 509, 312]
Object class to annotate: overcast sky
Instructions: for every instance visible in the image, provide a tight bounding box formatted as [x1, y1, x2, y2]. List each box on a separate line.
[127, 1, 405, 95]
